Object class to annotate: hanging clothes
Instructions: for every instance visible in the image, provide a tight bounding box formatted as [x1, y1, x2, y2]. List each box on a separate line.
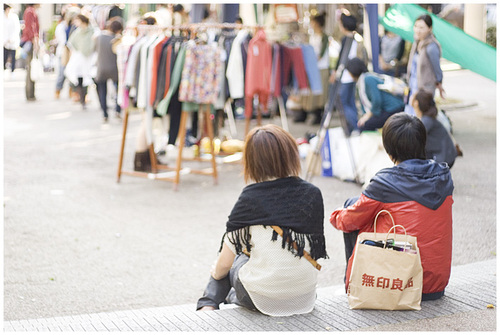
[226, 29, 249, 100]
[281, 45, 309, 91]
[301, 44, 323, 95]
[244, 29, 272, 117]
[179, 42, 222, 105]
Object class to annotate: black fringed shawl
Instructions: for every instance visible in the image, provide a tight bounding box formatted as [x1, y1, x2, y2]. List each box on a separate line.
[221, 176, 328, 260]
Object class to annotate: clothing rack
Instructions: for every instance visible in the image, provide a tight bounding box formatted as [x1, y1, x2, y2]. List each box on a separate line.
[117, 104, 218, 191]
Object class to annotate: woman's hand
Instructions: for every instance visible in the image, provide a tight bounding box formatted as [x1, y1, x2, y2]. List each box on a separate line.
[210, 242, 235, 280]
[357, 112, 372, 128]
[329, 71, 336, 83]
[437, 82, 446, 99]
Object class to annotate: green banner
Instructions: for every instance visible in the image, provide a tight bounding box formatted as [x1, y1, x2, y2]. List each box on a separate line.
[380, 4, 496, 82]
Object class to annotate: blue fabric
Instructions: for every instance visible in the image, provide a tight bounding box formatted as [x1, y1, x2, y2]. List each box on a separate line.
[363, 74, 405, 116]
[340, 82, 358, 132]
[301, 44, 323, 95]
[363, 159, 454, 210]
[426, 43, 443, 83]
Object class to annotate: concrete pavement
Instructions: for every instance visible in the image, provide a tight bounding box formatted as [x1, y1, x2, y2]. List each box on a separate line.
[3, 65, 497, 330]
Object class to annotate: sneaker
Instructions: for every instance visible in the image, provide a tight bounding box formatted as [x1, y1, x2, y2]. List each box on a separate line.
[102, 117, 108, 123]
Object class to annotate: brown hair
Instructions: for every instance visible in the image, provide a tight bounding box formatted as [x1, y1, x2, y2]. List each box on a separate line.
[416, 14, 433, 28]
[243, 124, 301, 183]
[76, 14, 89, 25]
[414, 89, 438, 118]
[382, 112, 427, 163]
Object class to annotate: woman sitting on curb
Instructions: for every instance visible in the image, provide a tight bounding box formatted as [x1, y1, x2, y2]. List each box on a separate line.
[412, 89, 461, 167]
[197, 124, 328, 316]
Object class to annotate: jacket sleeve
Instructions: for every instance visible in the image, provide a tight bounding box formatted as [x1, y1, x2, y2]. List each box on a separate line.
[330, 194, 382, 232]
[365, 76, 383, 116]
[426, 43, 443, 83]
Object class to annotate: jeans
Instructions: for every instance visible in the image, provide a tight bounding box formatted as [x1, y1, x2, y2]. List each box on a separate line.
[21, 41, 35, 100]
[55, 57, 66, 91]
[197, 254, 257, 311]
[77, 77, 88, 107]
[339, 82, 358, 133]
[359, 107, 404, 132]
[4, 48, 16, 72]
[95, 80, 120, 118]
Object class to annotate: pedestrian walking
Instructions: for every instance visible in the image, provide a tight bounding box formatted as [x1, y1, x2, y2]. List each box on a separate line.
[20, 3, 40, 101]
[94, 17, 123, 123]
[3, 4, 20, 77]
[404, 14, 445, 115]
[65, 14, 95, 110]
[329, 9, 367, 134]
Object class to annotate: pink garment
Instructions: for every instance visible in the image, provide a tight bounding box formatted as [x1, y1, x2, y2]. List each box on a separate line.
[245, 29, 272, 97]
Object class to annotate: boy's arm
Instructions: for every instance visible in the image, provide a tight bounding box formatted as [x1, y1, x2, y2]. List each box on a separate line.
[330, 194, 382, 232]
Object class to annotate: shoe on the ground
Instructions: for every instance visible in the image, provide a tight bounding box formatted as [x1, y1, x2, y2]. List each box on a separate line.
[102, 117, 108, 123]
[198, 306, 216, 311]
[312, 109, 323, 125]
[293, 110, 307, 123]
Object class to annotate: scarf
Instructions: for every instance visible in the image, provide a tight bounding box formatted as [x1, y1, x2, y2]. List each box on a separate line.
[221, 177, 327, 260]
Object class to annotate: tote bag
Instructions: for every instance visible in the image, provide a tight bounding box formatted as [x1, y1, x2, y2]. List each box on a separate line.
[30, 55, 44, 82]
[347, 210, 423, 310]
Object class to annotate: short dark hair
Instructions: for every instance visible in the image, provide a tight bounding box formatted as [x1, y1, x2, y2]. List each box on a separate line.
[173, 4, 184, 13]
[76, 14, 89, 25]
[414, 90, 438, 118]
[312, 12, 326, 28]
[4, 4, 11, 10]
[244, 124, 301, 183]
[108, 17, 123, 34]
[143, 16, 156, 25]
[346, 57, 368, 78]
[416, 14, 433, 28]
[382, 112, 427, 163]
[340, 12, 357, 32]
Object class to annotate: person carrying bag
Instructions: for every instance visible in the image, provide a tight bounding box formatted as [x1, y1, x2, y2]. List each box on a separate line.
[346, 210, 423, 310]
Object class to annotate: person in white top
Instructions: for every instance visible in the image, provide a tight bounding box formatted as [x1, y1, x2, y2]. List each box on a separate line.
[3, 4, 20, 74]
[197, 124, 328, 316]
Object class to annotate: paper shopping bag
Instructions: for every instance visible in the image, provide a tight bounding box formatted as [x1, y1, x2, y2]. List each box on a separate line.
[347, 211, 423, 310]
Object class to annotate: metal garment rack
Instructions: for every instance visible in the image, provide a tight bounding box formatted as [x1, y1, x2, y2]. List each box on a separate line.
[304, 36, 359, 184]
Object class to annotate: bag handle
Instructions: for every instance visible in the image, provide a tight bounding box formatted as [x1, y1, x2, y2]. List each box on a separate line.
[373, 209, 395, 239]
[384, 224, 410, 251]
[271, 226, 321, 271]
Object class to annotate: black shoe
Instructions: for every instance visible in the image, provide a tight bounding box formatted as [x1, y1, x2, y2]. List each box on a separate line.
[312, 109, 323, 125]
[134, 151, 152, 172]
[293, 110, 307, 123]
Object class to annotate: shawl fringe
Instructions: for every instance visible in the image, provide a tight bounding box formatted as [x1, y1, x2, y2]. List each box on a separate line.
[221, 226, 328, 260]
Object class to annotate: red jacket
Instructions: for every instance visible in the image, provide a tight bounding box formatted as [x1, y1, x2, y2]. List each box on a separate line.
[330, 159, 454, 295]
[21, 6, 39, 43]
[245, 29, 272, 96]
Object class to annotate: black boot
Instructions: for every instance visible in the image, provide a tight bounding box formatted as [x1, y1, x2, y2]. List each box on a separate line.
[293, 110, 307, 123]
[134, 151, 152, 172]
[312, 109, 323, 125]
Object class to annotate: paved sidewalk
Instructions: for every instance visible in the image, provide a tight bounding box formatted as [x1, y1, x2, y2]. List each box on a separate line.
[4, 259, 496, 332]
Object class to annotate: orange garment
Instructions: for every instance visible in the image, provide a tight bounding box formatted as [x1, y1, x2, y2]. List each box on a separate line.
[244, 29, 272, 117]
